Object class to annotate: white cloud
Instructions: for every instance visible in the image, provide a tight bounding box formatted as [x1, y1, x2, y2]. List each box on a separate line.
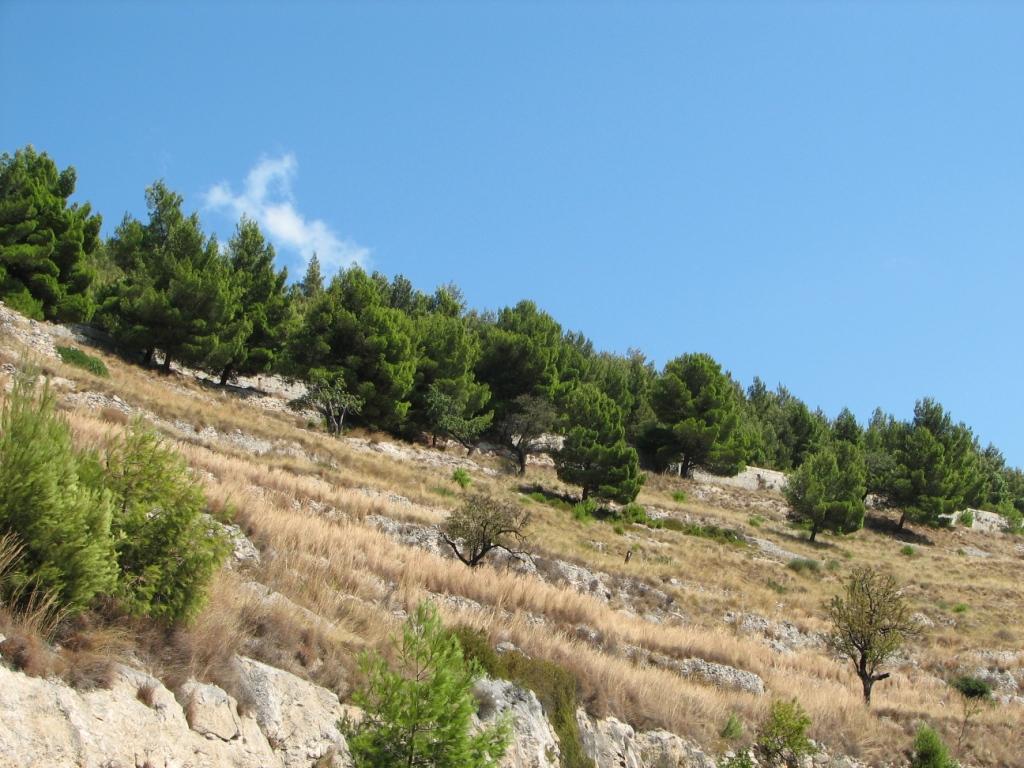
[203, 153, 368, 272]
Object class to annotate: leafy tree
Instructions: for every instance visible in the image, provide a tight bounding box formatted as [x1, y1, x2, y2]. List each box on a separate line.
[216, 216, 291, 385]
[827, 567, 915, 704]
[102, 421, 227, 622]
[0, 146, 102, 321]
[343, 601, 510, 767]
[102, 182, 244, 371]
[0, 372, 116, 613]
[641, 353, 746, 477]
[495, 394, 558, 475]
[784, 442, 866, 542]
[832, 407, 863, 446]
[287, 267, 417, 430]
[755, 699, 813, 767]
[424, 384, 492, 451]
[289, 368, 364, 434]
[910, 726, 958, 768]
[555, 383, 645, 503]
[440, 493, 531, 568]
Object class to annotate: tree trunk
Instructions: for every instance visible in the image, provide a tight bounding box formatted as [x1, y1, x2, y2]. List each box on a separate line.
[809, 526, 818, 543]
[516, 446, 527, 476]
[897, 511, 907, 531]
[861, 674, 874, 705]
[581, 486, 590, 502]
[219, 365, 232, 386]
[142, 348, 154, 366]
[160, 354, 172, 373]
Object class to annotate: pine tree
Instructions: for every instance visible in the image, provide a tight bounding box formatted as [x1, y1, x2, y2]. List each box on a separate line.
[102, 182, 244, 371]
[641, 353, 746, 477]
[0, 372, 116, 613]
[216, 216, 291, 385]
[556, 383, 645, 503]
[343, 601, 510, 767]
[299, 253, 324, 300]
[0, 146, 102, 321]
[785, 442, 866, 541]
[102, 421, 227, 622]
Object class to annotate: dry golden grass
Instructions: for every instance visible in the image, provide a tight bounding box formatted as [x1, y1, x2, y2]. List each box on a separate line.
[2, 329, 1022, 766]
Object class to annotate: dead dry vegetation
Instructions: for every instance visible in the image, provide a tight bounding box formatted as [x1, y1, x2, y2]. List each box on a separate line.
[1, 327, 1022, 768]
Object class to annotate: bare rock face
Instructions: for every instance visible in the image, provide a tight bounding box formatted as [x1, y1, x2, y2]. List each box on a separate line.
[179, 679, 244, 741]
[474, 678, 560, 768]
[575, 710, 717, 768]
[232, 655, 350, 767]
[0, 663, 282, 768]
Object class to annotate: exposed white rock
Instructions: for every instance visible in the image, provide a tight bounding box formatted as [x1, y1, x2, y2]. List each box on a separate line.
[575, 710, 716, 768]
[474, 678, 560, 768]
[232, 655, 351, 768]
[179, 679, 243, 741]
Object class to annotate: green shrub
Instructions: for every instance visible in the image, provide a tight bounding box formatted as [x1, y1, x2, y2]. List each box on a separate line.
[786, 558, 821, 576]
[671, 491, 687, 503]
[572, 498, 597, 522]
[612, 522, 625, 535]
[826, 559, 841, 572]
[56, 346, 109, 377]
[952, 603, 968, 614]
[455, 626, 594, 768]
[748, 515, 764, 528]
[718, 753, 754, 768]
[957, 509, 974, 528]
[950, 675, 992, 700]
[756, 699, 812, 766]
[451, 468, 472, 489]
[661, 518, 746, 546]
[345, 606, 510, 768]
[102, 420, 227, 622]
[900, 545, 916, 557]
[909, 725, 958, 768]
[432, 485, 457, 498]
[0, 373, 117, 613]
[719, 713, 744, 741]
[766, 578, 788, 594]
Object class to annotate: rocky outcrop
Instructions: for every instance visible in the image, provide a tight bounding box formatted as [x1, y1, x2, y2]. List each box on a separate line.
[233, 655, 350, 767]
[474, 678, 560, 767]
[0, 663, 284, 768]
[575, 709, 716, 768]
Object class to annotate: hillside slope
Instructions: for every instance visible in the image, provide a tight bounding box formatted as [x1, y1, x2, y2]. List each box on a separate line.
[0, 301, 1021, 768]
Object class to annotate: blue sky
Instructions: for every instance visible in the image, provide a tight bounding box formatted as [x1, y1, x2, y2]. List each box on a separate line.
[2, 1, 1022, 465]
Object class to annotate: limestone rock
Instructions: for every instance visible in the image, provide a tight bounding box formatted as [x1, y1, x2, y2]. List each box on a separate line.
[179, 679, 243, 741]
[233, 655, 350, 767]
[575, 710, 717, 768]
[474, 678, 560, 767]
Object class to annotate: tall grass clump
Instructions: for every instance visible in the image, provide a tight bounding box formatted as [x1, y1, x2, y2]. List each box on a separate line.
[56, 345, 109, 377]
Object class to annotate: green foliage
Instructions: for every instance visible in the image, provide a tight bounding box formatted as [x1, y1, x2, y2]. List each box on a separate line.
[289, 368, 364, 434]
[827, 567, 914, 704]
[957, 509, 974, 527]
[0, 146, 101, 321]
[556, 383, 645, 503]
[287, 266, 418, 430]
[453, 626, 594, 768]
[786, 558, 821, 576]
[572, 498, 598, 522]
[743, 378, 828, 471]
[0, 373, 116, 612]
[659, 518, 746, 545]
[748, 515, 764, 528]
[424, 382, 492, 451]
[451, 468, 472, 488]
[56, 345, 109, 377]
[101, 182, 243, 371]
[216, 216, 291, 383]
[496, 394, 557, 475]
[642, 353, 747, 477]
[719, 713, 744, 741]
[900, 545, 916, 557]
[950, 675, 991, 700]
[718, 754, 754, 768]
[784, 442, 866, 541]
[909, 725, 958, 768]
[344, 603, 510, 768]
[440, 493, 531, 568]
[671, 490, 688, 503]
[951, 603, 968, 614]
[101, 421, 227, 622]
[755, 699, 812, 767]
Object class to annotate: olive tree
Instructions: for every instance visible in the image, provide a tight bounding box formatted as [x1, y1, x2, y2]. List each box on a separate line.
[440, 493, 531, 568]
[827, 567, 915, 704]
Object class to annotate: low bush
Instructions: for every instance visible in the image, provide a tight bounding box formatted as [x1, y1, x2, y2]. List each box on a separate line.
[719, 712, 744, 741]
[748, 515, 764, 528]
[786, 558, 821, 576]
[952, 603, 968, 614]
[671, 491, 687, 503]
[451, 468, 472, 489]
[572, 499, 597, 522]
[56, 346, 109, 377]
[756, 699, 812, 767]
[909, 725, 958, 768]
[660, 518, 746, 546]
[900, 545, 916, 557]
[957, 509, 974, 528]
